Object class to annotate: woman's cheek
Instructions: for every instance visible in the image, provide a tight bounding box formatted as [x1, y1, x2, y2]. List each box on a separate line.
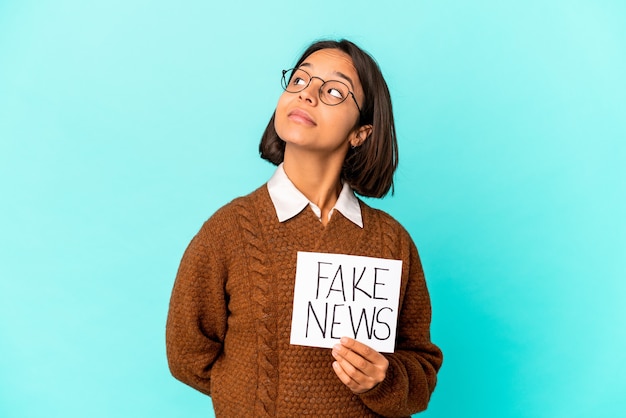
[273, 97, 290, 139]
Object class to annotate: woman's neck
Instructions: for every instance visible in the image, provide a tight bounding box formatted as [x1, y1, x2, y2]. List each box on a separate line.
[283, 147, 346, 225]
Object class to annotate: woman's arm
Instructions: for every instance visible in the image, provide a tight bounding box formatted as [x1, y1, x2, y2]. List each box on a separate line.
[166, 217, 229, 396]
[356, 235, 443, 417]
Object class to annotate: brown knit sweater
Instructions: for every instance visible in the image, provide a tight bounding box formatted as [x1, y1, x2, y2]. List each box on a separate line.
[166, 185, 443, 417]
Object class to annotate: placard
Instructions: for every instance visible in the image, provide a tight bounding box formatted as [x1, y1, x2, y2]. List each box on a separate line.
[290, 251, 402, 353]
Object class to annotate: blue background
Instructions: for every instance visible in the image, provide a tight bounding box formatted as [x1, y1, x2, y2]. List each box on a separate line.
[1, 1, 625, 417]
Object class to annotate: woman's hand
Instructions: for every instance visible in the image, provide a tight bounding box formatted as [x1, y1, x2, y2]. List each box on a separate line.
[331, 337, 389, 394]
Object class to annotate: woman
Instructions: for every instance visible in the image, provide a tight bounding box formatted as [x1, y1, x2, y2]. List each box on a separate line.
[166, 39, 443, 417]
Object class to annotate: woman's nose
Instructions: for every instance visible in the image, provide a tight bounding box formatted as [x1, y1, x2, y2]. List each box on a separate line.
[298, 80, 320, 106]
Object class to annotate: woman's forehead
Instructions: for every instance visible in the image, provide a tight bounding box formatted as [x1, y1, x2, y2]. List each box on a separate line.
[300, 49, 359, 90]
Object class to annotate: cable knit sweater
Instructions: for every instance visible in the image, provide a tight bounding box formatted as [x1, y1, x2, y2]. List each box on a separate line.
[166, 185, 442, 417]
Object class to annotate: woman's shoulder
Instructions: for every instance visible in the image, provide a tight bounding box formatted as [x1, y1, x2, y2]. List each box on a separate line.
[207, 185, 266, 215]
[198, 185, 270, 232]
[357, 202, 425, 275]
[359, 200, 407, 231]
[358, 199, 417, 249]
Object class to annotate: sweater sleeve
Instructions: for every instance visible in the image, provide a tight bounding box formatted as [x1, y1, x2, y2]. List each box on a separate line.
[166, 214, 231, 396]
[358, 230, 443, 417]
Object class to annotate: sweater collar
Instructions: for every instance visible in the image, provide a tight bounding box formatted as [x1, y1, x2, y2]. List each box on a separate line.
[266, 163, 363, 228]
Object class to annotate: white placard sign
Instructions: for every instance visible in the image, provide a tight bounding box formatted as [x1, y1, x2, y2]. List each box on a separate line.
[290, 251, 403, 353]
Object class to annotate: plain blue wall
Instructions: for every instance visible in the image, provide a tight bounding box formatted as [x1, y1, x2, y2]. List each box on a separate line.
[1, 1, 625, 417]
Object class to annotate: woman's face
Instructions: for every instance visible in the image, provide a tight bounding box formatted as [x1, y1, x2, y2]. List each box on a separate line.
[274, 49, 368, 159]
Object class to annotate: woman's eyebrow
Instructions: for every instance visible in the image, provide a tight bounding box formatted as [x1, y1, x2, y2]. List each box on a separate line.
[334, 71, 355, 90]
[299, 62, 355, 90]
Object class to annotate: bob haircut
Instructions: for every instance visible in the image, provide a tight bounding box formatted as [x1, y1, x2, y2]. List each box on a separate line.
[259, 39, 398, 198]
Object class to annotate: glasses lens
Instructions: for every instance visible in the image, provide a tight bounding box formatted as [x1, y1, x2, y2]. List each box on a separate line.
[282, 68, 310, 92]
[319, 81, 350, 106]
[280, 68, 352, 108]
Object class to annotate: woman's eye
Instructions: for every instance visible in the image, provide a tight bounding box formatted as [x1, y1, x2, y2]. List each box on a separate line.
[293, 77, 307, 86]
[327, 88, 344, 99]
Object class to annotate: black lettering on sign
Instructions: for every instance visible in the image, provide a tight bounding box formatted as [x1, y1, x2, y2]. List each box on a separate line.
[373, 267, 389, 300]
[326, 265, 346, 301]
[316, 262, 332, 299]
[330, 304, 344, 340]
[306, 301, 328, 338]
[348, 306, 375, 339]
[374, 307, 393, 340]
[351, 266, 371, 301]
[348, 306, 394, 341]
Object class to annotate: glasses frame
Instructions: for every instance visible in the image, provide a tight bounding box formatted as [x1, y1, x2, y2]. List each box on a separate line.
[281, 68, 362, 115]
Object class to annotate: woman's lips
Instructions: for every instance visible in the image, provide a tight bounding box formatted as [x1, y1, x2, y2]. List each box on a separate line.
[288, 108, 316, 126]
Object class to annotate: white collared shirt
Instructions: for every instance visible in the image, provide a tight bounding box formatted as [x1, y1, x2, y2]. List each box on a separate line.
[266, 163, 363, 228]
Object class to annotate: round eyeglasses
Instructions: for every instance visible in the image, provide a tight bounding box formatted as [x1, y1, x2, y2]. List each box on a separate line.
[281, 68, 362, 114]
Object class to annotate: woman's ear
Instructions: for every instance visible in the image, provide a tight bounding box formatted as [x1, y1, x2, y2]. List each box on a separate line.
[349, 124, 373, 147]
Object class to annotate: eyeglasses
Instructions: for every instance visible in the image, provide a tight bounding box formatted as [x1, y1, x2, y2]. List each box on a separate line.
[281, 68, 362, 114]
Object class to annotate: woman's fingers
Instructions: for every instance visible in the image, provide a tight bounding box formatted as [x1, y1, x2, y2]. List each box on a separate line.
[331, 337, 389, 393]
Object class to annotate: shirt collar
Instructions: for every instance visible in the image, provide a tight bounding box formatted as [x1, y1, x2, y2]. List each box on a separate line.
[267, 163, 363, 228]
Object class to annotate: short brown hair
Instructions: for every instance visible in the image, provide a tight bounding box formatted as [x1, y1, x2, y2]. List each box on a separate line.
[259, 39, 398, 198]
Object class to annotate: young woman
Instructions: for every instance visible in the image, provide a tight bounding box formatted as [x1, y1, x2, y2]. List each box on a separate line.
[166, 39, 443, 417]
